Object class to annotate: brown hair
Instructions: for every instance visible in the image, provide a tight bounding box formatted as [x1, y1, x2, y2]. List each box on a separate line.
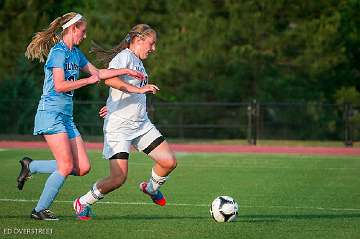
[91, 24, 156, 67]
[25, 12, 86, 62]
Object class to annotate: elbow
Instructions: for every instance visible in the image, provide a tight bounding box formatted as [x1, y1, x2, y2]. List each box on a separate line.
[104, 79, 113, 87]
[54, 86, 62, 93]
[104, 79, 110, 87]
[54, 85, 66, 93]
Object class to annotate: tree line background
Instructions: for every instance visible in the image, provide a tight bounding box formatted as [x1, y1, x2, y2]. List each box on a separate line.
[0, 0, 359, 140]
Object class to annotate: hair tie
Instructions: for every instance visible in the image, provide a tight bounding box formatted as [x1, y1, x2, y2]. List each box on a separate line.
[125, 34, 131, 43]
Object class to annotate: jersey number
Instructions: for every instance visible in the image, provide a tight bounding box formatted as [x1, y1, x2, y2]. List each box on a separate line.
[139, 76, 148, 87]
[65, 75, 75, 96]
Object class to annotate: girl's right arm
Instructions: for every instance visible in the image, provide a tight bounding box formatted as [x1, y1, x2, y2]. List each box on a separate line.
[81, 62, 144, 80]
[53, 68, 100, 93]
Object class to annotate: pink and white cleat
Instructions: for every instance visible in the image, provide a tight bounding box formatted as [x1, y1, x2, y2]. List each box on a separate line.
[73, 198, 92, 220]
[139, 181, 166, 206]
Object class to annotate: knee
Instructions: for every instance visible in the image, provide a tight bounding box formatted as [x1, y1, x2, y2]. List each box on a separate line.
[77, 164, 91, 176]
[163, 155, 177, 171]
[169, 157, 177, 170]
[58, 163, 74, 176]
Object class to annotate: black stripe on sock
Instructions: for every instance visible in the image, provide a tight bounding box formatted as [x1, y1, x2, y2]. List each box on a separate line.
[109, 152, 129, 160]
[143, 136, 165, 155]
[91, 188, 104, 200]
[151, 176, 165, 185]
[91, 189, 99, 200]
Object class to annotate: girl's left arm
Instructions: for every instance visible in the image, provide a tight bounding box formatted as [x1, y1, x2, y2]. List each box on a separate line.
[81, 62, 144, 80]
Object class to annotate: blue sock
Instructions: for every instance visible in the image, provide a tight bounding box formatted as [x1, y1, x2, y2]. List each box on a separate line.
[35, 171, 66, 212]
[30, 160, 57, 174]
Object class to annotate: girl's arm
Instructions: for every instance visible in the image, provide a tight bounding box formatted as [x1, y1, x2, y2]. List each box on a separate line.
[105, 77, 159, 94]
[53, 68, 99, 93]
[81, 62, 144, 80]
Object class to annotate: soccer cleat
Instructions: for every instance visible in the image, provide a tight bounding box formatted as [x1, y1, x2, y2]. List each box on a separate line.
[31, 208, 59, 220]
[139, 181, 166, 206]
[73, 198, 92, 220]
[17, 157, 33, 190]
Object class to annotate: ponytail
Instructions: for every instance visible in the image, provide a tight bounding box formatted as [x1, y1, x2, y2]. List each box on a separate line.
[90, 39, 129, 68]
[25, 12, 85, 62]
[91, 24, 156, 67]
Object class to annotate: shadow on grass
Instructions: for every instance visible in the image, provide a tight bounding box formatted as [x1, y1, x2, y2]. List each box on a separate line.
[68, 214, 209, 221]
[0, 214, 209, 220]
[68, 213, 360, 222]
[1, 213, 360, 222]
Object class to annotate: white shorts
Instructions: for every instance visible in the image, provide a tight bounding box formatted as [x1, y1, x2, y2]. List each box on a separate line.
[103, 126, 163, 160]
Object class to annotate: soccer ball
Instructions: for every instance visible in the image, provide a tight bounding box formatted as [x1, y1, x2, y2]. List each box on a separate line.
[210, 196, 239, 222]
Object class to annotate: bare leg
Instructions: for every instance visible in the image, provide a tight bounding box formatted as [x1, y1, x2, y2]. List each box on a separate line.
[96, 159, 128, 194]
[77, 159, 128, 207]
[148, 140, 177, 177]
[140, 140, 177, 198]
[70, 136, 91, 176]
[34, 133, 73, 213]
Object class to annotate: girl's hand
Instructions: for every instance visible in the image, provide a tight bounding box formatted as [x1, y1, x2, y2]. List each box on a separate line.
[99, 106, 107, 118]
[139, 84, 159, 94]
[126, 69, 145, 80]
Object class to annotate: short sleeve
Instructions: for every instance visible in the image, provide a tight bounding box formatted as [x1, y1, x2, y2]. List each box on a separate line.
[77, 49, 89, 68]
[46, 48, 65, 68]
[108, 51, 130, 69]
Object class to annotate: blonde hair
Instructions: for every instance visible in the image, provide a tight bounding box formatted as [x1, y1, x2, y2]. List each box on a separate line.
[25, 12, 86, 62]
[91, 24, 156, 67]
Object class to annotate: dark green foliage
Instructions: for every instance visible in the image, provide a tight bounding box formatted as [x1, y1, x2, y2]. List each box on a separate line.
[0, 0, 359, 139]
[1, 0, 359, 103]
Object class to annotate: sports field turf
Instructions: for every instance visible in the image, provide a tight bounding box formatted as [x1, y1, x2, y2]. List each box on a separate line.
[0, 148, 359, 238]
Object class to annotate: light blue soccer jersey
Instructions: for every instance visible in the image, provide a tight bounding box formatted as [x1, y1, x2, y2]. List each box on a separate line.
[37, 41, 88, 116]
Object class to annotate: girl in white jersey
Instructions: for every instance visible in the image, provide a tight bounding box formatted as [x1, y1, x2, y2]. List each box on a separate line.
[74, 24, 177, 220]
[17, 12, 144, 220]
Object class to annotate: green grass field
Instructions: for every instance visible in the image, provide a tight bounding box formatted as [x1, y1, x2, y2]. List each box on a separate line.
[0, 148, 359, 239]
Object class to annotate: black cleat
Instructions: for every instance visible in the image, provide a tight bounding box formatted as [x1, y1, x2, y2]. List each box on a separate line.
[31, 209, 59, 221]
[17, 157, 33, 190]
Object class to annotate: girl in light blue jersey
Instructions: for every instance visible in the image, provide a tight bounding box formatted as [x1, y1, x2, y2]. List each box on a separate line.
[17, 12, 144, 220]
[73, 24, 177, 220]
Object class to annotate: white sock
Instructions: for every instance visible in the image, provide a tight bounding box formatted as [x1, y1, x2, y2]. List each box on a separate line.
[146, 168, 168, 194]
[79, 183, 104, 205]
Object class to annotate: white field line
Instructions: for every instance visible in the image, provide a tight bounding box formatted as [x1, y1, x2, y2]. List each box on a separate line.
[1, 198, 360, 212]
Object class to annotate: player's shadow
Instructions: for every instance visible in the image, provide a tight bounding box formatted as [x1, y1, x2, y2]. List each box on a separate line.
[0, 214, 207, 221]
[2, 213, 359, 222]
[61, 214, 209, 221]
[236, 213, 360, 223]
[57, 213, 360, 222]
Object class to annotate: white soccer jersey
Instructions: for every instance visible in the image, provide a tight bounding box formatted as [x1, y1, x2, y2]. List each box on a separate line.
[103, 48, 154, 140]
